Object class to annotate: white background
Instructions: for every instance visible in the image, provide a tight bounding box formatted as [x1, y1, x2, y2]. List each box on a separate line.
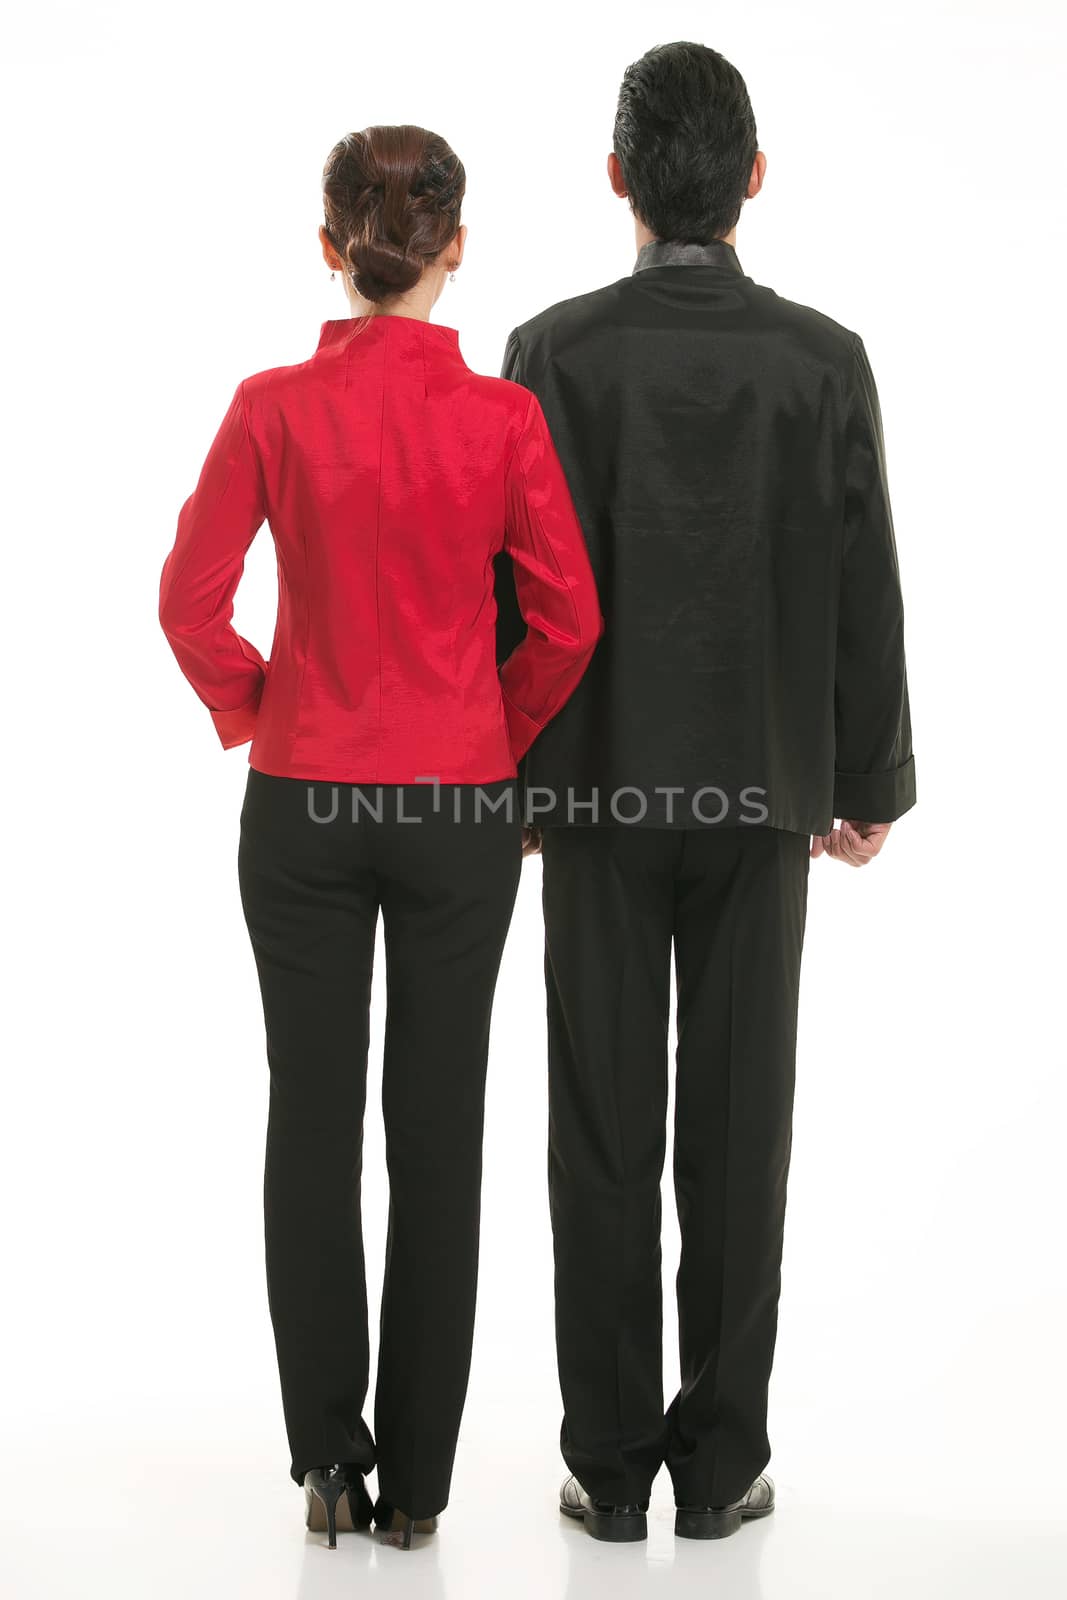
[2, 2, 1065, 1596]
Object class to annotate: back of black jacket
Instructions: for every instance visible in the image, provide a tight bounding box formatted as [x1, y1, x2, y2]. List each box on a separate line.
[495, 238, 916, 836]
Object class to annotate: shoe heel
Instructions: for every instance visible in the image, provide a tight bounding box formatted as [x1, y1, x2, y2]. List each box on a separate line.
[400, 1513, 438, 1548]
[373, 1494, 438, 1550]
[588, 1508, 648, 1543]
[675, 1506, 743, 1540]
[305, 1468, 347, 1549]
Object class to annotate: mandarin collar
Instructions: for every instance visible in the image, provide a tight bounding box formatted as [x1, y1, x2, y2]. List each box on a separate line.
[315, 314, 462, 354]
[633, 238, 744, 276]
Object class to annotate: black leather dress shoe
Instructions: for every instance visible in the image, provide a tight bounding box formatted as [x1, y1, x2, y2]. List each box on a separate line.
[559, 1473, 648, 1542]
[675, 1472, 775, 1539]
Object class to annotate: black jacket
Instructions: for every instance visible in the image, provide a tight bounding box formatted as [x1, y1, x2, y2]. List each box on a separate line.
[495, 238, 916, 835]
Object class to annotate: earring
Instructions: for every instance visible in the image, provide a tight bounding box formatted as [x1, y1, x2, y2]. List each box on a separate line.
[330, 270, 336, 281]
[449, 270, 457, 284]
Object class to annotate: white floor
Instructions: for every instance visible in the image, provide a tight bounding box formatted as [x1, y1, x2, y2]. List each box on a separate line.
[3, 1421, 1065, 1600]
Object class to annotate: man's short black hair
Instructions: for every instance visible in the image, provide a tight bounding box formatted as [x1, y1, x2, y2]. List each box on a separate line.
[613, 42, 758, 243]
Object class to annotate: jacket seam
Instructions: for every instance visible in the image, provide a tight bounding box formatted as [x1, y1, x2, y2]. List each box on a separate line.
[842, 331, 868, 457]
[237, 379, 269, 510]
[504, 383, 535, 479]
[372, 326, 389, 781]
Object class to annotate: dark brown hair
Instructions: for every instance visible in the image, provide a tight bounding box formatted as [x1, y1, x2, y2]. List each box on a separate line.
[322, 125, 465, 304]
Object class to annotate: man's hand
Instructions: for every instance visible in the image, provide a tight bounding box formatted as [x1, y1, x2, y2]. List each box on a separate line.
[811, 819, 891, 866]
[522, 825, 544, 857]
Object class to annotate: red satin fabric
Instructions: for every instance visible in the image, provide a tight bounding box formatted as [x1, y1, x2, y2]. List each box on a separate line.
[158, 313, 603, 782]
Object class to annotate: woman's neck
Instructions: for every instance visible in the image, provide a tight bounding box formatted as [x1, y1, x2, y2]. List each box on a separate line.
[346, 277, 441, 323]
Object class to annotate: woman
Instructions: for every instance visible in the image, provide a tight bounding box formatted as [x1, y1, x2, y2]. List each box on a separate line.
[158, 125, 602, 1550]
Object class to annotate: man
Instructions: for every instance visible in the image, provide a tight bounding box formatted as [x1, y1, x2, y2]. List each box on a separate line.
[495, 42, 916, 1541]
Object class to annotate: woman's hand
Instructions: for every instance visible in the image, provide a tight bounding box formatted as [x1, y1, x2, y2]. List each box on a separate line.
[522, 826, 544, 857]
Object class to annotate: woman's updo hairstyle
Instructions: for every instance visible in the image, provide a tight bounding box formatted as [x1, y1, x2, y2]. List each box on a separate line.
[322, 125, 466, 304]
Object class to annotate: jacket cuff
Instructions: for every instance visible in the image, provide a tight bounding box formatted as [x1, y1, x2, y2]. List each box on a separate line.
[210, 685, 263, 749]
[833, 755, 916, 823]
[501, 691, 544, 765]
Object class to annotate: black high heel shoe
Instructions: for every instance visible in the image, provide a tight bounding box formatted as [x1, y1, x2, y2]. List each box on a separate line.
[372, 1492, 439, 1550]
[304, 1464, 374, 1547]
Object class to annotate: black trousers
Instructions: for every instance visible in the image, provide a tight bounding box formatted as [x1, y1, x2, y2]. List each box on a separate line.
[237, 768, 522, 1519]
[541, 824, 810, 1508]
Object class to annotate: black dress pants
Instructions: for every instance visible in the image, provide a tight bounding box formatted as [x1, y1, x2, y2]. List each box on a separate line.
[541, 823, 810, 1509]
[237, 768, 522, 1519]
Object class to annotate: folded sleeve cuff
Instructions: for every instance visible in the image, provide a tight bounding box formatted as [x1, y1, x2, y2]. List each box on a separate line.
[833, 755, 916, 823]
[210, 685, 263, 750]
[501, 690, 545, 765]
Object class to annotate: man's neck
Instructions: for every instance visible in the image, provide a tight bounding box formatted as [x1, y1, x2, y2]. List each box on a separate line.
[633, 221, 738, 254]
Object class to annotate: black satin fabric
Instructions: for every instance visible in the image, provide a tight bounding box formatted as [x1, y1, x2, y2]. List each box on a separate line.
[495, 240, 916, 834]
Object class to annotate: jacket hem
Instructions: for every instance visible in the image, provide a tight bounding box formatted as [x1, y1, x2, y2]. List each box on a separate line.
[246, 754, 520, 787]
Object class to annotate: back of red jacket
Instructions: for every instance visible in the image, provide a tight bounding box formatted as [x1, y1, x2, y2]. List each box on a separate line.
[159, 313, 603, 783]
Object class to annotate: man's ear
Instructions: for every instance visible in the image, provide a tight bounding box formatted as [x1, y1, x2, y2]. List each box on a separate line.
[607, 151, 629, 199]
[748, 151, 767, 200]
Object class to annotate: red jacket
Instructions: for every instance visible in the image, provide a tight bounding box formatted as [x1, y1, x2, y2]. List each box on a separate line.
[159, 313, 603, 782]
